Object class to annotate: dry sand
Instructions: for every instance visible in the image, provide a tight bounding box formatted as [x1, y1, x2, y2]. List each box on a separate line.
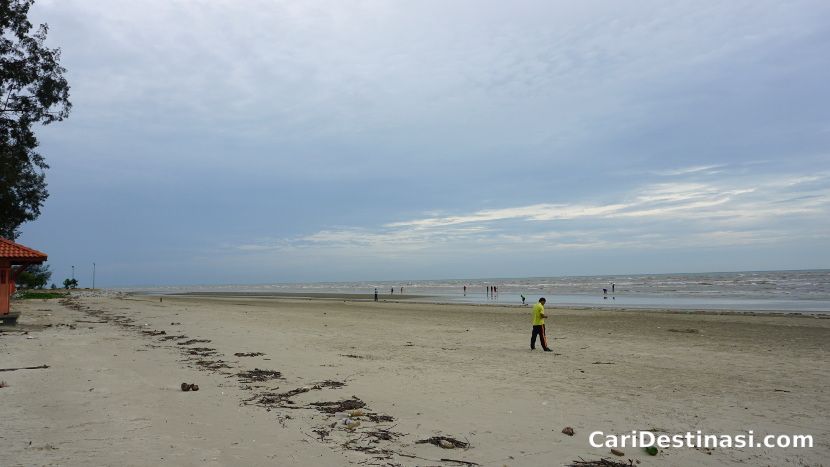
[1, 292, 828, 466]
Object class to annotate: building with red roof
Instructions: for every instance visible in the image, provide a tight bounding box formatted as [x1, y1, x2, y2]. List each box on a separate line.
[1, 238, 48, 322]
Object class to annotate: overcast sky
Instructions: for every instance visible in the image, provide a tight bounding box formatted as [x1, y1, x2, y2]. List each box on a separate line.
[17, 0, 830, 287]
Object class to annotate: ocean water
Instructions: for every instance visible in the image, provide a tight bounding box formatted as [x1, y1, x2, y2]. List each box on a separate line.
[139, 269, 830, 313]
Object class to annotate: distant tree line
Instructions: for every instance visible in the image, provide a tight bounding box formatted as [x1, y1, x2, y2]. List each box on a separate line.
[14, 262, 50, 288]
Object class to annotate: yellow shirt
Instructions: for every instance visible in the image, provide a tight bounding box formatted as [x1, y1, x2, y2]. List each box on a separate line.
[532, 302, 545, 326]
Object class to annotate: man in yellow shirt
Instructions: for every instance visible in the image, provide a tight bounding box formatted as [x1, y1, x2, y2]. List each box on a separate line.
[531, 297, 552, 352]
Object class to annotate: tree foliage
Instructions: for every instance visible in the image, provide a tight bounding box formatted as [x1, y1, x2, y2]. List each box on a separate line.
[1, 0, 70, 239]
[15, 262, 51, 288]
[62, 277, 77, 289]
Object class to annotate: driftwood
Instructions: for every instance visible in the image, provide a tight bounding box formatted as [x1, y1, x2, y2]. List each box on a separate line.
[567, 458, 635, 467]
[397, 452, 480, 466]
[0, 364, 49, 372]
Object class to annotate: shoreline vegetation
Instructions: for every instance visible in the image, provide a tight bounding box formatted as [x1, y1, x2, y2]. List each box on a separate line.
[2, 290, 828, 466]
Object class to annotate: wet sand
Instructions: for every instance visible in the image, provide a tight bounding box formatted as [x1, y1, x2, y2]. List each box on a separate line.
[1, 291, 828, 466]
[175, 291, 429, 301]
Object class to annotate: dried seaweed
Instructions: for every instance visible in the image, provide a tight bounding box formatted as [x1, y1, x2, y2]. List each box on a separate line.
[187, 347, 218, 356]
[309, 396, 366, 414]
[245, 380, 346, 408]
[178, 339, 211, 345]
[365, 428, 402, 442]
[365, 413, 394, 423]
[194, 359, 231, 370]
[159, 335, 188, 341]
[237, 368, 283, 383]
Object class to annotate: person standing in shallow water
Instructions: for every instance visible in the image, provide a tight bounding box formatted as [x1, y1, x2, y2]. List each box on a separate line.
[531, 298, 552, 352]
[374, 288, 378, 302]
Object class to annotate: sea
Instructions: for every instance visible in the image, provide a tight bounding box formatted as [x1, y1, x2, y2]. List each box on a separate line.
[137, 269, 830, 314]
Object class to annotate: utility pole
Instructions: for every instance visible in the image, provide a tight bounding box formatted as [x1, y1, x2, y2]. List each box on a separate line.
[71, 265, 75, 281]
[92, 263, 96, 290]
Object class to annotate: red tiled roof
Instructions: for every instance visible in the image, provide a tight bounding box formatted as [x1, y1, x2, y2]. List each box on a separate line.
[0, 238, 48, 263]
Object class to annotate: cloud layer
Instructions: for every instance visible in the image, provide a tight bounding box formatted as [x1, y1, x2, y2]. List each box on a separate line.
[18, 0, 830, 285]
[238, 167, 830, 258]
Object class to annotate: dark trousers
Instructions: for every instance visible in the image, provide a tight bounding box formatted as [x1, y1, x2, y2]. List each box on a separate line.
[531, 324, 550, 350]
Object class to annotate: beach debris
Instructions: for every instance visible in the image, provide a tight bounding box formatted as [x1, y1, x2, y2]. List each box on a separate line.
[310, 396, 366, 414]
[234, 352, 265, 357]
[0, 381, 7, 388]
[773, 388, 791, 393]
[181, 382, 199, 391]
[339, 354, 364, 359]
[667, 328, 699, 334]
[313, 428, 330, 440]
[562, 426, 575, 436]
[644, 446, 658, 455]
[142, 330, 166, 336]
[170, 322, 181, 325]
[567, 458, 635, 467]
[610, 448, 625, 456]
[416, 436, 469, 449]
[237, 368, 283, 383]
[591, 361, 615, 365]
[342, 418, 361, 430]
[178, 339, 211, 345]
[0, 364, 49, 372]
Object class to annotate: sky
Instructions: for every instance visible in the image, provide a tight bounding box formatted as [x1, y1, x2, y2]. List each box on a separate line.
[15, 0, 830, 287]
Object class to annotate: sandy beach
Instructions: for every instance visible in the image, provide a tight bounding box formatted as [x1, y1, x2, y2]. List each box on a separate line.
[1, 291, 828, 466]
